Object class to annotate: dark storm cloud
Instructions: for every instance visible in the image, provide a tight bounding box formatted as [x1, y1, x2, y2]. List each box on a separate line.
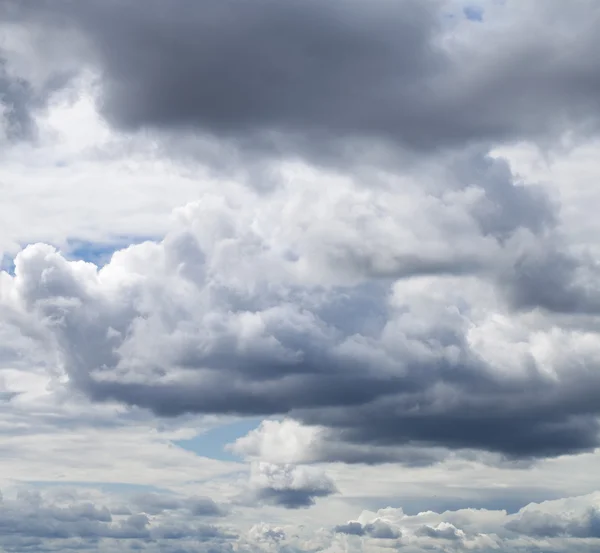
[83, 340, 600, 463]
[298, 365, 600, 461]
[4, 0, 600, 155]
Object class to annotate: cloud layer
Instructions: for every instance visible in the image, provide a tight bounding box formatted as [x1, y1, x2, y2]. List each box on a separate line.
[3, 0, 600, 160]
[2, 1, 600, 552]
[329, 492, 600, 552]
[0, 488, 234, 553]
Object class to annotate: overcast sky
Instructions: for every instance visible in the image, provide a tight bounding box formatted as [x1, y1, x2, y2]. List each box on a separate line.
[2, 1, 600, 552]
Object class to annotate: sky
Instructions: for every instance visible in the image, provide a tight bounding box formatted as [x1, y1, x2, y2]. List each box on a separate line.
[1, 0, 600, 551]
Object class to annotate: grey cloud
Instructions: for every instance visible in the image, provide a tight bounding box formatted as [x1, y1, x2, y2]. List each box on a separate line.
[133, 493, 227, 517]
[365, 520, 401, 539]
[335, 520, 400, 539]
[501, 241, 600, 315]
[0, 47, 76, 143]
[506, 507, 600, 539]
[297, 375, 600, 460]
[450, 154, 557, 239]
[0, 58, 36, 141]
[254, 487, 333, 510]
[4, 1, 600, 159]
[0, 488, 234, 552]
[415, 523, 462, 540]
[246, 463, 336, 509]
[334, 522, 366, 536]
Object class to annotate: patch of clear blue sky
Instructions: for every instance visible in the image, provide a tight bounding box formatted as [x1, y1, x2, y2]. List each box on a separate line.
[174, 418, 263, 462]
[0, 236, 158, 277]
[0, 254, 16, 275]
[66, 237, 156, 267]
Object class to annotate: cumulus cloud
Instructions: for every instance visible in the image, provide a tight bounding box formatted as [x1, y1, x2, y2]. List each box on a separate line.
[0, 488, 234, 552]
[415, 522, 464, 540]
[5, 486, 600, 553]
[334, 520, 400, 539]
[330, 492, 600, 552]
[506, 503, 600, 539]
[245, 463, 337, 509]
[1, 146, 600, 466]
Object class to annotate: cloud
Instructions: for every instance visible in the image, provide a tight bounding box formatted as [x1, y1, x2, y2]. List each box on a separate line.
[506, 506, 600, 539]
[132, 493, 227, 517]
[245, 463, 336, 509]
[0, 488, 234, 552]
[5, 486, 600, 553]
[0, 58, 36, 141]
[4, 1, 600, 552]
[329, 492, 600, 552]
[2, 147, 600, 465]
[334, 520, 400, 539]
[228, 418, 452, 467]
[415, 522, 464, 540]
[0, 25, 83, 143]
[247, 523, 286, 544]
[4, 0, 600, 162]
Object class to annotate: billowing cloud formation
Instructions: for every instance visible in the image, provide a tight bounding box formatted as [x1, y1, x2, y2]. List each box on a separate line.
[334, 520, 400, 539]
[0, 488, 233, 553]
[2, 149, 600, 464]
[245, 462, 336, 509]
[3, 486, 600, 553]
[3, 0, 600, 160]
[329, 492, 600, 552]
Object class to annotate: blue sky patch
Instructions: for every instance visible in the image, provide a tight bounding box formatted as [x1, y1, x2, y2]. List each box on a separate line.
[1, 237, 157, 275]
[0, 254, 16, 276]
[65, 236, 156, 267]
[174, 418, 263, 462]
